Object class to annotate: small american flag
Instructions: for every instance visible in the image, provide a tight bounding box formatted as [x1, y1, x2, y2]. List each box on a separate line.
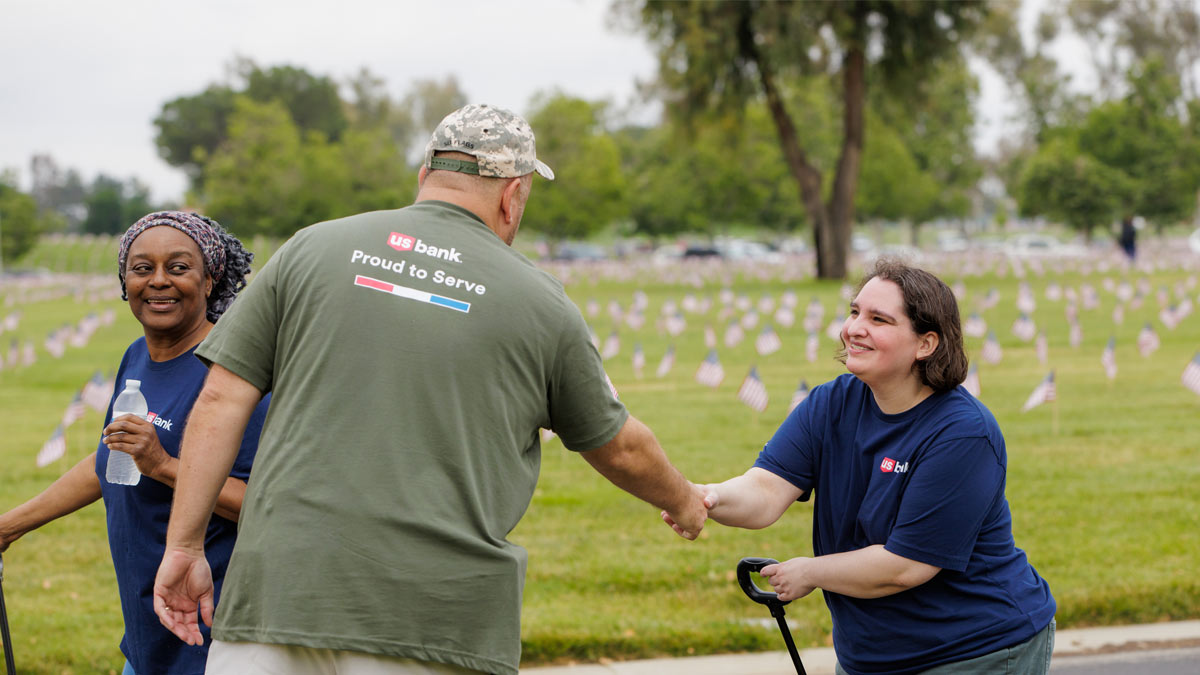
[774, 306, 795, 328]
[805, 332, 819, 363]
[540, 427, 557, 443]
[1011, 313, 1036, 342]
[655, 345, 676, 378]
[757, 293, 775, 314]
[962, 362, 981, 398]
[755, 324, 782, 356]
[704, 324, 717, 349]
[963, 313, 987, 338]
[665, 312, 686, 337]
[787, 379, 809, 413]
[1069, 321, 1083, 349]
[724, 320, 745, 348]
[1137, 322, 1160, 357]
[632, 343, 646, 378]
[826, 313, 844, 342]
[81, 371, 113, 412]
[62, 391, 87, 428]
[1183, 353, 1200, 397]
[740, 311, 759, 331]
[36, 426, 67, 468]
[1021, 371, 1057, 412]
[600, 331, 620, 360]
[1035, 331, 1048, 364]
[1017, 283, 1036, 314]
[695, 349, 725, 388]
[1101, 336, 1117, 380]
[1159, 305, 1180, 330]
[981, 331, 1003, 365]
[737, 367, 769, 413]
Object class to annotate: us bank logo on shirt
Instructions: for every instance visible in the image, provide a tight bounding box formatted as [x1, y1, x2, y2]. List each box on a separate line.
[146, 411, 174, 431]
[387, 232, 463, 263]
[880, 457, 908, 474]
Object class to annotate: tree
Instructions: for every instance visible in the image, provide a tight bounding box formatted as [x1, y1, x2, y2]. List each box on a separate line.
[201, 96, 410, 237]
[29, 154, 86, 230]
[80, 176, 157, 235]
[521, 94, 627, 243]
[1016, 136, 1131, 240]
[623, 102, 808, 240]
[0, 174, 43, 265]
[154, 60, 348, 191]
[1076, 58, 1200, 228]
[81, 175, 125, 235]
[627, 0, 989, 278]
[873, 54, 981, 224]
[242, 62, 348, 143]
[856, 113, 938, 235]
[400, 77, 469, 157]
[972, 2, 1086, 143]
[202, 97, 316, 236]
[154, 85, 238, 188]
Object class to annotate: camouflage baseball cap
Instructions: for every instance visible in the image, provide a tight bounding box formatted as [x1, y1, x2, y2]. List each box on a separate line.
[424, 104, 555, 180]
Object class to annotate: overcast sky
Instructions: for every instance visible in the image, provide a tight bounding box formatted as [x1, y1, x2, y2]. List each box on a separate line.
[1, 0, 1045, 204]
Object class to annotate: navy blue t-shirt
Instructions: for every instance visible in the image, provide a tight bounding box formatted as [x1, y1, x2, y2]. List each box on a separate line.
[755, 374, 1055, 675]
[95, 337, 269, 675]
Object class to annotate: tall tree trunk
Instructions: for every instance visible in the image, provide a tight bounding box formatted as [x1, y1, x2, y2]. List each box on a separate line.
[738, 6, 837, 277]
[828, 44, 865, 280]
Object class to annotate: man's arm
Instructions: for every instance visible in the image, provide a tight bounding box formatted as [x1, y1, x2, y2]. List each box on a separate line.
[0, 453, 102, 551]
[154, 363, 262, 646]
[761, 545, 941, 601]
[166, 364, 262, 549]
[580, 416, 707, 540]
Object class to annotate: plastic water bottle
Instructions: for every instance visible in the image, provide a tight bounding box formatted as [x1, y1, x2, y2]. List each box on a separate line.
[106, 379, 147, 486]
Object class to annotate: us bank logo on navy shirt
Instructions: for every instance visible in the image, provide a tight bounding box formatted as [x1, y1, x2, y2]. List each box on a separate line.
[880, 457, 909, 474]
[146, 411, 175, 431]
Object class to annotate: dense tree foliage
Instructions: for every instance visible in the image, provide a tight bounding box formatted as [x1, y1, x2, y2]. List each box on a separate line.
[626, 0, 989, 278]
[0, 174, 45, 265]
[522, 94, 627, 243]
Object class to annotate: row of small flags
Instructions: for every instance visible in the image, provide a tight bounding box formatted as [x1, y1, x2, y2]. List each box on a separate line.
[597, 323, 824, 364]
[35, 371, 114, 468]
[0, 309, 116, 371]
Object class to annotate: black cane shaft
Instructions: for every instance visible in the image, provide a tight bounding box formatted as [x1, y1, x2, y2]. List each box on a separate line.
[770, 605, 807, 675]
[0, 581, 14, 675]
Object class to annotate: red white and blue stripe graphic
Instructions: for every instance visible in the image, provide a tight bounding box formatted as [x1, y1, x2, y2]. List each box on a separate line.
[354, 275, 471, 313]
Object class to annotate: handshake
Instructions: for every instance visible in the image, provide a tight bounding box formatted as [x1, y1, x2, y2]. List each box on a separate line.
[660, 483, 720, 541]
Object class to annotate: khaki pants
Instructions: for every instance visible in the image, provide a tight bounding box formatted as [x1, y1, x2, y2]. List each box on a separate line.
[206, 640, 484, 675]
[836, 619, 1055, 675]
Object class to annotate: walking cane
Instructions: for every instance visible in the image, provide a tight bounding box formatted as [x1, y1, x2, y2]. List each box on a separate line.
[737, 557, 806, 675]
[0, 553, 15, 674]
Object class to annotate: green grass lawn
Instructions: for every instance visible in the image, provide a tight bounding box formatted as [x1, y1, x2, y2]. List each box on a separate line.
[1, 236, 1199, 672]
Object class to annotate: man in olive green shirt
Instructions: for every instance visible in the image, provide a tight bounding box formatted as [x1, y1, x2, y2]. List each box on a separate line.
[152, 104, 708, 675]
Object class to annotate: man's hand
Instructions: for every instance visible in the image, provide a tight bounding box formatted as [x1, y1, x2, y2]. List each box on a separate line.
[103, 414, 170, 478]
[153, 547, 215, 646]
[760, 557, 818, 602]
[660, 483, 712, 540]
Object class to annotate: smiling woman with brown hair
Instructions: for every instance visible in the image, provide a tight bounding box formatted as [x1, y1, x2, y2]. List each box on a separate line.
[667, 258, 1057, 674]
[0, 211, 269, 675]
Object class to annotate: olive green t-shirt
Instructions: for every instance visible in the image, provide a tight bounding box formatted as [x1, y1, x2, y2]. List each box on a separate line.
[197, 202, 627, 674]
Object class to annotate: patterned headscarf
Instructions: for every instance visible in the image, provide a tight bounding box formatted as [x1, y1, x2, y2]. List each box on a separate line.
[118, 211, 254, 323]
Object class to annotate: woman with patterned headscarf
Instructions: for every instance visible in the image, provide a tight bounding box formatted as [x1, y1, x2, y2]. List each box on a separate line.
[0, 212, 271, 675]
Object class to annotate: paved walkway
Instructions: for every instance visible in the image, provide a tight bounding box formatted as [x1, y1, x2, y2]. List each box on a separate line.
[520, 620, 1200, 674]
